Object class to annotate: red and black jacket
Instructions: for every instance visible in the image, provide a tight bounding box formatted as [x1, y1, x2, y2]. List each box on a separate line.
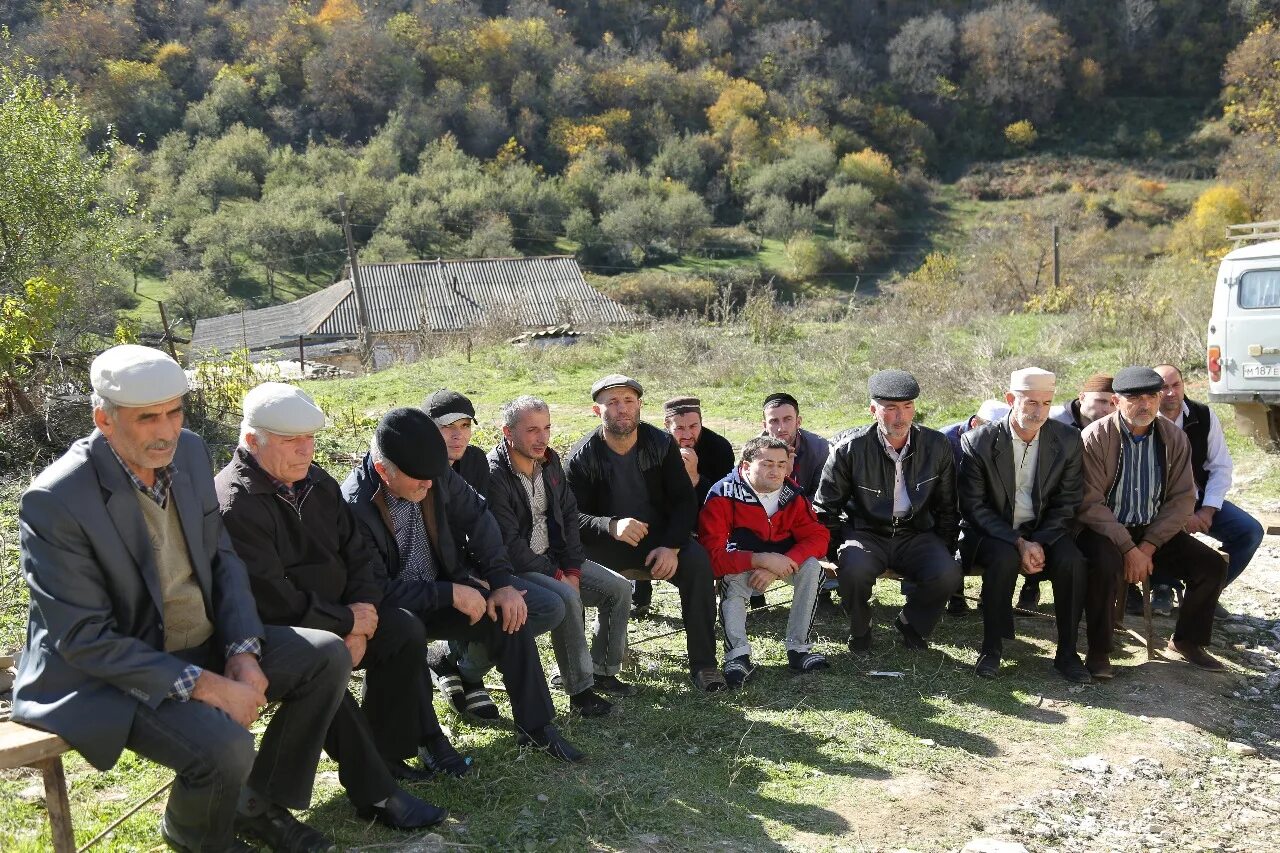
[697, 467, 830, 578]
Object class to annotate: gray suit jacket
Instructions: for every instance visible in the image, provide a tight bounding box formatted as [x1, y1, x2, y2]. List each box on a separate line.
[958, 417, 1083, 547]
[12, 429, 264, 770]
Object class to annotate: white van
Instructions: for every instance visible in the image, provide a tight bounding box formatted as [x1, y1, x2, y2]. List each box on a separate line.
[1207, 233, 1280, 448]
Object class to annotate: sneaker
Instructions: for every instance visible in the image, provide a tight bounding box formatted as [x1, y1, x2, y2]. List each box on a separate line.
[1151, 585, 1173, 617]
[1124, 584, 1143, 616]
[455, 681, 500, 721]
[569, 688, 613, 717]
[787, 649, 829, 673]
[593, 674, 639, 697]
[722, 655, 755, 688]
[1016, 580, 1040, 611]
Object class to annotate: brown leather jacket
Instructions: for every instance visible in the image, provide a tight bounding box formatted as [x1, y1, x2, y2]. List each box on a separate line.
[1076, 411, 1195, 553]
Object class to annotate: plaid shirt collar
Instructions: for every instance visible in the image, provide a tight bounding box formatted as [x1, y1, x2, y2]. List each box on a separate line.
[107, 441, 174, 509]
[239, 446, 314, 509]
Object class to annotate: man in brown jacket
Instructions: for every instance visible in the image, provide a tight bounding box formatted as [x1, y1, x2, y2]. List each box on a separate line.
[1075, 367, 1227, 679]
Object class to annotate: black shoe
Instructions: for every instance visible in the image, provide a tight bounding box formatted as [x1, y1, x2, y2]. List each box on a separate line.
[848, 632, 871, 653]
[417, 736, 474, 778]
[1151, 585, 1173, 617]
[1015, 580, 1040, 610]
[517, 725, 585, 763]
[236, 804, 338, 853]
[749, 593, 767, 610]
[593, 674, 639, 697]
[569, 688, 613, 717]
[160, 818, 254, 852]
[356, 789, 448, 830]
[975, 652, 1000, 679]
[723, 655, 755, 688]
[1125, 584, 1143, 616]
[895, 614, 928, 651]
[1053, 654, 1094, 684]
[388, 759, 437, 783]
[946, 593, 970, 616]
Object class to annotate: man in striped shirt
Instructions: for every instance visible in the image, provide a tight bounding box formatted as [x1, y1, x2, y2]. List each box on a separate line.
[1075, 367, 1227, 680]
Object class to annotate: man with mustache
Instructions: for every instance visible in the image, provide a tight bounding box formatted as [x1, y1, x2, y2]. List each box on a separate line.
[486, 395, 636, 717]
[958, 369, 1091, 683]
[815, 370, 962, 654]
[565, 375, 724, 692]
[1075, 366, 1228, 679]
[12, 346, 350, 852]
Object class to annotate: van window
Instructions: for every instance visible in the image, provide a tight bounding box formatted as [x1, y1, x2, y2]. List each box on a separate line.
[1239, 270, 1280, 309]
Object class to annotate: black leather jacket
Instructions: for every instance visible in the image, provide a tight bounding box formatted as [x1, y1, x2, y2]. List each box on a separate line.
[813, 423, 959, 548]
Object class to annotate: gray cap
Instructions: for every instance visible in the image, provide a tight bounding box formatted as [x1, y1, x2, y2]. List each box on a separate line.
[90, 344, 188, 408]
[868, 369, 920, 402]
[423, 389, 476, 426]
[1112, 366, 1163, 396]
[242, 383, 326, 435]
[591, 373, 644, 401]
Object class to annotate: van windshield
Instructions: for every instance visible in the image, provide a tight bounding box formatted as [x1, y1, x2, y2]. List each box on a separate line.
[1239, 270, 1280, 309]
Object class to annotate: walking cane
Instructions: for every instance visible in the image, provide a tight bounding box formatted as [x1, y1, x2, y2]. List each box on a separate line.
[1141, 577, 1156, 661]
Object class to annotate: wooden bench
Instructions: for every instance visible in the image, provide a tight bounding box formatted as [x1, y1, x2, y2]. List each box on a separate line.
[0, 720, 75, 852]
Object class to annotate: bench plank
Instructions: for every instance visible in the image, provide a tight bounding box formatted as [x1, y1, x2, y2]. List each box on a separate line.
[0, 721, 71, 768]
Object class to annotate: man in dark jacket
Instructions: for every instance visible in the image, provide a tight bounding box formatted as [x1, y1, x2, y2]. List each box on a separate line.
[343, 408, 584, 762]
[425, 388, 489, 497]
[216, 384, 449, 831]
[565, 374, 725, 692]
[761, 392, 830, 500]
[487, 395, 635, 717]
[815, 370, 962, 653]
[958, 369, 1091, 683]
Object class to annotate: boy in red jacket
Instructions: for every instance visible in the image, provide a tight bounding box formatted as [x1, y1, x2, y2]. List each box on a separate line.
[698, 437, 831, 686]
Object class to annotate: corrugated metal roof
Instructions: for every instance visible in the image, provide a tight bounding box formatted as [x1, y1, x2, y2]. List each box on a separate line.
[191, 256, 637, 355]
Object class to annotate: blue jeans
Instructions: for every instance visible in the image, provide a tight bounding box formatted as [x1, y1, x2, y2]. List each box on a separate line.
[455, 576, 564, 683]
[1152, 500, 1264, 590]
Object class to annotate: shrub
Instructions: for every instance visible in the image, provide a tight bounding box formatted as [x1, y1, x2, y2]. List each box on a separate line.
[1004, 120, 1038, 150]
[783, 233, 833, 279]
[594, 270, 717, 317]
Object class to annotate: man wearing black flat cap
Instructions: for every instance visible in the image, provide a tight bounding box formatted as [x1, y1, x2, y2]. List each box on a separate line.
[1075, 366, 1228, 679]
[342, 408, 585, 762]
[815, 370, 962, 653]
[566, 375, 725, 692]
[424, 388, 490, 497]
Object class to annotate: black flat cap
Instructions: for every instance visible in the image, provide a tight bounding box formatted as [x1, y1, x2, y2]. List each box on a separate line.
[376, 407, 448, 481]
[1112, 366, 1163, 396]
[868, 369, 920, 402]
[591, 373, 644, 401]
[423, 388, 476, 425]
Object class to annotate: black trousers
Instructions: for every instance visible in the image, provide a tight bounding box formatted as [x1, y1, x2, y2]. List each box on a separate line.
[583, 535, 717, 673]
[413, 600, 556, 735]
[961, 534, 1085, 657]
[322, 605, 426, 808]
[836, 528, 961, 637]
[1077, 527, 1225, 656]
[126, 626, 351, 852]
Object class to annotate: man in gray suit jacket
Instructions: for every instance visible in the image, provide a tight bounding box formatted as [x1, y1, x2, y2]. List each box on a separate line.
[958, 368, 1091, 684]
[12, 345, 351, 853]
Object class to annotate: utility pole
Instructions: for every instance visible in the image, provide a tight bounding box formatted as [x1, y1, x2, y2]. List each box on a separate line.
[1052, 223, 1061, 289]
[337, 193, 374, 367]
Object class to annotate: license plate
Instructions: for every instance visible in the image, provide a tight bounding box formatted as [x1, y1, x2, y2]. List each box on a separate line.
[1243, 363, 1280, 378]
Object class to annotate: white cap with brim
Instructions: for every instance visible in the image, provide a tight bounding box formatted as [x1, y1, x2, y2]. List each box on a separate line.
[1010, 367, 1056, 393]
[243, 382, 327, 436]
[91, 344, 189, 408]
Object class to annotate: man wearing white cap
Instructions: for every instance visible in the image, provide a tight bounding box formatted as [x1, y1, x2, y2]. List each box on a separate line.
[12, 345, 351, 852]
[958, 368, 1091, 683]
[216, 383, 453, 832]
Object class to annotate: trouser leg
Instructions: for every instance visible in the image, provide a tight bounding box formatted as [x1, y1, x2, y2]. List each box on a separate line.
[1044, 535, 1087, 657]
[1210, 500, 1265, 586]
[321, 693, 398, 808]
[125, 699, 257, 852]
[359, 606, 425, 761]
[456, 576, 565, 683]
[1154, 531, 1227, 646]
[633, 579, 653, 608]
[1075, 528, 1123, 659]
[578, 560, 632, 677]
[970, 536, 1020, 654]
[517, 571, 592, 695]
[717, 572, 754, 661]
[419, 607, 555, 734]
[895, 532, 962, 636]
[784, 557, 823, 653]
[836, 532, 890, 638]
[249, 626, 351, 810]
[668, 539, 718, 673]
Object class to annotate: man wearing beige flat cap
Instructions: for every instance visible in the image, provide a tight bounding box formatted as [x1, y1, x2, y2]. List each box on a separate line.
[13, 346, 350, 852]
[958, 368, 1091, 683]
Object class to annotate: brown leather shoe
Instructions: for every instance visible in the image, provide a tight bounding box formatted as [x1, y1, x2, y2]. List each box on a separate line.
[1085, 654, 1114, 680]
[1166, 639, 1226, 672]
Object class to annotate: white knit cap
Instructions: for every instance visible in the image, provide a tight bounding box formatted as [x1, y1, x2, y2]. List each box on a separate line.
[90, 345, 188, 407]
[1009, 367, 1056, 393]
[242, 383, 326, 436]
[975, 399, 1011, 422]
